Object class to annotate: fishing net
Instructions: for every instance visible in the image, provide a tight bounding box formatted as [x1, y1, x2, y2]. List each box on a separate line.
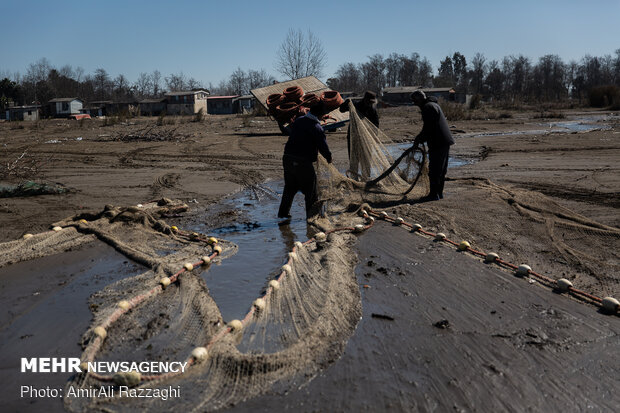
[397, 177, 620, 299]
[316, 101, 430, 215]
[62, 230, 360, 412]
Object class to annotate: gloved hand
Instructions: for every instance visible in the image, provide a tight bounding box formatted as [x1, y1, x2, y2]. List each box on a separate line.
[413, 135, 423, 147]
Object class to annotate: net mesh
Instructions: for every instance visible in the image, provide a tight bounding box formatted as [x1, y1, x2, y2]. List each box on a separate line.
[315, 101, 430, 216]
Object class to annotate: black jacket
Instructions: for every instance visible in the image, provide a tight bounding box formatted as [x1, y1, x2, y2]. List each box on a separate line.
[340, 99, 379, 127]
[416, 97, 454, 149]
[284, 113, 332, 163]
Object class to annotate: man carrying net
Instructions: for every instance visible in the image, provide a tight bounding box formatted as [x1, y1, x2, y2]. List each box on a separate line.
[278, 101, 332, 220]
[410, 90, 455, 202]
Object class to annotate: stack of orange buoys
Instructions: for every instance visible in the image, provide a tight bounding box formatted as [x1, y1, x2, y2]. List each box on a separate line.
[283, 85, 304, 102]
[266, 85, 343, 124]
[300, 93, 320, 108]
[321, 90, 344, 111]
[266, 93, 285, 111]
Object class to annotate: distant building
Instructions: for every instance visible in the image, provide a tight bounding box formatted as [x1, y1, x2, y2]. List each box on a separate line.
[207, 95, 237, 115]
[80, 100, 138, 117]
[165, 90, 209, 115]
[233, 95, 256, 114]
[381, 86, 465, 105]
[6, 105, 40, 121]
[48, 98, 83, 117]
[80, 101, 110, 117]
[139, 98, 167, 116]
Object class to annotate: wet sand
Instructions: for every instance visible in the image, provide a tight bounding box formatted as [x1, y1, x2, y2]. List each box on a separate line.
[0, 242, 145, 412]
[230, 222, 620, 412]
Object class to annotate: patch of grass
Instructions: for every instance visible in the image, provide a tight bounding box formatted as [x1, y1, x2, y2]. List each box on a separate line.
[533, 111, 565, 119]
[441, 101, 469, 121]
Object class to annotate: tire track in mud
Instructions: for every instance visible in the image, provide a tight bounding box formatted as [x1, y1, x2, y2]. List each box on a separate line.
[513, 182, 620, 208]
[150, 172, 181, 198]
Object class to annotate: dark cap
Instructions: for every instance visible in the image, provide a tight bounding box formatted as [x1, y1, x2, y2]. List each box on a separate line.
[410, 90, 426, 101]
[363, 91, 377, 102]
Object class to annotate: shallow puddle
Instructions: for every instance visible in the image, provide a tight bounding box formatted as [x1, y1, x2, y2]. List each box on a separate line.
[191, 181, 311, 322]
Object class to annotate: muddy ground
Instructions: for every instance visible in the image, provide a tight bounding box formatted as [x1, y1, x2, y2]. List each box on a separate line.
[1, 108, 618, 238]
[0, 107, 619, 411]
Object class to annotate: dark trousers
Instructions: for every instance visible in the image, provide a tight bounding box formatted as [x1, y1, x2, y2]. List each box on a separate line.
[428, 145, 450, 198]
[278, 155, 319, 219]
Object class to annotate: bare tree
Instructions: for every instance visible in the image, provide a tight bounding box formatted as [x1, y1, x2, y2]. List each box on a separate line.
[150, 70, 162, 96]
[247, 69, 275, 90]
[275, 29, 327, 79]
[187, 77, 203, 90]
[165, 72, 186, 92]
[134, 72, 151, 99]
[469, 52, 487, 95]
[228, 67, 247, 95]
[93, 68, 111, 101]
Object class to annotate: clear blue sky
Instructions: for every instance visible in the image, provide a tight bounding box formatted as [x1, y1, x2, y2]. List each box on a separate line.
[1, 0, 619, 86]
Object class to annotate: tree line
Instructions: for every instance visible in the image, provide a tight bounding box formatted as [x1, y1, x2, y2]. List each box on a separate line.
[0, 58, 275, 110]
[2, 48, 620, 111]
[327, 50, 620, 107]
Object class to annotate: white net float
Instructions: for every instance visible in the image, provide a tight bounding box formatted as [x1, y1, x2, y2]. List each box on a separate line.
[435, 233, 446, 241]
[601, 297, 619, 313]
[557, 278, 573, 292]
[191, 347, 209, 362]
[269, 279, 280, 290]
[228, 319, 243, 331]
[458, 241, 470, 251]
[485, 253, 499, 263]
[516, 264, 532, 276]
[183, 263, 194, 272]
[253, 298, 266, 311]
[160, 277, 171, 288]
[113, 371, 141, 387]
[315, 232, 327, 242]
[201, 256, 211, 265]
[118, 300, 131, 310]
[93, 326, 107, 339]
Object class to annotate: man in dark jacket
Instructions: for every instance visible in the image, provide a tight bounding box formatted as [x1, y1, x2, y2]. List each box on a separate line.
[277, 101, 332, 220]
[339, 91, 379, 158]
[411, 90, 455, 201]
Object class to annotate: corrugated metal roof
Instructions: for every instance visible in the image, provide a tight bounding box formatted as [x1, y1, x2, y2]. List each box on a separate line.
[382, 86, 455, 94]
[48, 97, 82, 103]
[165, 90, 209, 96]
[382, 86, 422, 94]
